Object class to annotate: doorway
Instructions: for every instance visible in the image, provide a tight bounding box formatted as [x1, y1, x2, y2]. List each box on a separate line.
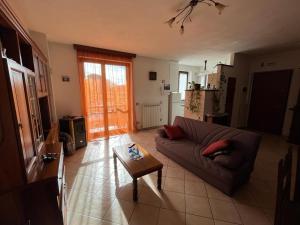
[248, 70, 292, 134]
[225, 77, 236, 125]
[81, 61, 132, 140]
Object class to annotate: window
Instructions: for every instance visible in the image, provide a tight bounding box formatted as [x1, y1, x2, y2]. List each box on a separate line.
[178, 71, 188, 100]
[199, 75, 207, 88]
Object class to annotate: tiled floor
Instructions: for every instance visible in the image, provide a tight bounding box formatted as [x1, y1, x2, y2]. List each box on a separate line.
[65, 129, 293, 225]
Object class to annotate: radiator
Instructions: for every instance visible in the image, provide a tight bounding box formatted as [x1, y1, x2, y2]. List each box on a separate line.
[142, 103, 161, 128]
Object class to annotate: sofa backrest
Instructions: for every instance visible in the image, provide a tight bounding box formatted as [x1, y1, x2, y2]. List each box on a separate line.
[173, 116, 261, 163]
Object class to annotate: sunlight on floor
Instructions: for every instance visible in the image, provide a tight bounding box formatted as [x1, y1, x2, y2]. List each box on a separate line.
[65, 129, 291, 225]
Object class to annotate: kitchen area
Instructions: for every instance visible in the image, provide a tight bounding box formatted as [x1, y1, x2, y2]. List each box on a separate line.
[168, 68, 230, 126]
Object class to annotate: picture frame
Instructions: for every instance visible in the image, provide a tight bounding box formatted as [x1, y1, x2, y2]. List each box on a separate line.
[149, 71, 157, 80]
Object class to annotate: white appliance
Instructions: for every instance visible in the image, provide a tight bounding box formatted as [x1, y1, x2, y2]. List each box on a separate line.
[168, 92, 184, 125]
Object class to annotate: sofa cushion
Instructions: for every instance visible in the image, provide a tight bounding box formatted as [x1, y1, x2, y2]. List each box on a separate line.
[164, 125, 185, 140]
[157, 128, 168, 138]
[213, 150, 245, 169]
[202, 140, 231, 156]
[155, 136, 200, 167]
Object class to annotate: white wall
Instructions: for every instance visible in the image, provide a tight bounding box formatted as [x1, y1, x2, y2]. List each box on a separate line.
[133, 56, 173, 129]
[133, 59, 203, 129]
[219, 53, 251, 128]
[48, 42, 82, 119]
[46, 45, 189, 128]
[29, 30, 50, 59]
[249, 49, 300, 136]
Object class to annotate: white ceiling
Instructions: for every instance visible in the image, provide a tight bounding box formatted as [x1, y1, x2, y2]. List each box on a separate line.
[8, 0, 300, 66]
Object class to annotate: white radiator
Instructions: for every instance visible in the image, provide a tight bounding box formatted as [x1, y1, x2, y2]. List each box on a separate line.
[142, 103, 161, 128]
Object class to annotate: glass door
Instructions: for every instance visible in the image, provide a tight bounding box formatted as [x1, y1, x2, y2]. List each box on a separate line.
[82, 62, 130, 140]
[105, 64, 129, 135]
[83, 62, 106, 140]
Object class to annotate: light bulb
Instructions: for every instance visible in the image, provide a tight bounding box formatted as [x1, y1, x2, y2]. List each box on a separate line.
[166, 17, 176, 28]
[180, 25, 184, 35]
[215, 2, 227, 15]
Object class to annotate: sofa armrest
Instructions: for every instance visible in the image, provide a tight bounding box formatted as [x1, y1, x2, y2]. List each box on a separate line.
[157, 128, 167, 138]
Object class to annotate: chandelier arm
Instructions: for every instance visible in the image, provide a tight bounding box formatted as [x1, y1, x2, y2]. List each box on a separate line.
[181, 6, 194, 25]
[176, 4, 191, 12]
[176, 6, 193, 24]
[174, 4, 192, 19]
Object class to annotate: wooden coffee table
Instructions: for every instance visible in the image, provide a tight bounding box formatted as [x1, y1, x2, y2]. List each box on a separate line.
[113, 144, 163, 201]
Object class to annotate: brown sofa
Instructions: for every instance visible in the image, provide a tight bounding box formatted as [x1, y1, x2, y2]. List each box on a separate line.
[155, 116, 261, 195]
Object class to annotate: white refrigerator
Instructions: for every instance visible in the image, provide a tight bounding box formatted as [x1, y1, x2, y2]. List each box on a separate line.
[168, 92, 184, 125]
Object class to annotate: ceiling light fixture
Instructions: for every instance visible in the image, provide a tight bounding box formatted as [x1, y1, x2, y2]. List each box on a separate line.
[166, 0, 227, 34]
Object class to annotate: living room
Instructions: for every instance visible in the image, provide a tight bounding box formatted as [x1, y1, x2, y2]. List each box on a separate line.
[0, 0, 299, 225]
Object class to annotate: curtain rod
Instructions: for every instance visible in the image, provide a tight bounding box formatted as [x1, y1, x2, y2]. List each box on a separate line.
[73, 44, 136, 58]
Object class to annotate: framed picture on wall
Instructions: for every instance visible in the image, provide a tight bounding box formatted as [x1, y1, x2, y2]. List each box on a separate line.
[149, 72, 157, 80]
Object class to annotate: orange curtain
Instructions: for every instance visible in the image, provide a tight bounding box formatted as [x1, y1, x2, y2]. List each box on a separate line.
[77, 50, 136, 141]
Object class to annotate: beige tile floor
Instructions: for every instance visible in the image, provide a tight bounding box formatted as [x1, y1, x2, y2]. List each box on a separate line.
[65, 129, 294, 225]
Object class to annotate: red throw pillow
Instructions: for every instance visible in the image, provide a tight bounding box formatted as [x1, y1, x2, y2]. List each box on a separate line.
[202, 140, 231, 156]
[163, 125, 185, 140]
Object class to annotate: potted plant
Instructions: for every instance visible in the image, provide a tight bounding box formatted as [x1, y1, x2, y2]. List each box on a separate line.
[188, 81, 201, 90]
[213, 91, 221, 113]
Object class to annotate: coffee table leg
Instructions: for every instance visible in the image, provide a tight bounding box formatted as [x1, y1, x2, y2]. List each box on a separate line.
[133, 178, 138, 201]
[157, 169, 162, 190]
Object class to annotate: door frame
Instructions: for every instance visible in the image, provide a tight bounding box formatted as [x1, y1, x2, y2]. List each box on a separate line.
[247, 69, 293, 134]
[78, 58, 133, 140]
[225, 77, 237, 126]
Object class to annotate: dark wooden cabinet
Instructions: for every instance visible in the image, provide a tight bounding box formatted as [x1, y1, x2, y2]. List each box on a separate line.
[0, 59, 26, 194]
[8, 61, 36, 170]
[0, 60, 66, 225]
[26, 74, 44, 150]
[0, 1, 66, 224]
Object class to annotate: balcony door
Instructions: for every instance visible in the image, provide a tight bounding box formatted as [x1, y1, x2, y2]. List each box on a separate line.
[82, 61, 131, 140]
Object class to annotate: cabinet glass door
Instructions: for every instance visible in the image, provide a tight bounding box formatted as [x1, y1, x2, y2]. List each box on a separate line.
[27, 74, 44, 150]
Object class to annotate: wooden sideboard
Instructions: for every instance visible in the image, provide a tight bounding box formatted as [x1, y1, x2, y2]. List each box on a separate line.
[0, 1, 66, 224]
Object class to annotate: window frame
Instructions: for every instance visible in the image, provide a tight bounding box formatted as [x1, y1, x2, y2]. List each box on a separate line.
[178, 71, 189, 100]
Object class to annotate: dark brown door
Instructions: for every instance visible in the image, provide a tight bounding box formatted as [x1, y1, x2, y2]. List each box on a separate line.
[225, 77, 236, 125]
[248, 70, 292, 134]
